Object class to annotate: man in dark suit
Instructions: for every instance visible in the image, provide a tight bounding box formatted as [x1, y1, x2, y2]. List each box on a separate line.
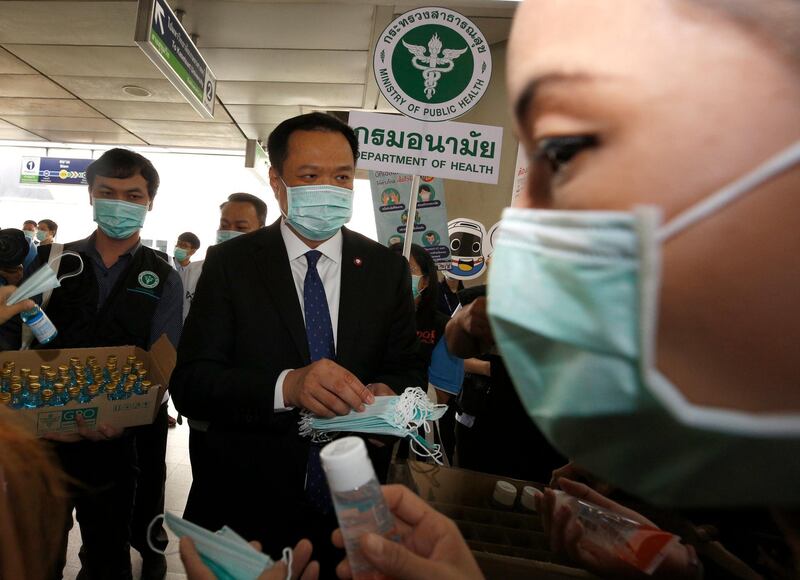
[170, 113, 424, 574]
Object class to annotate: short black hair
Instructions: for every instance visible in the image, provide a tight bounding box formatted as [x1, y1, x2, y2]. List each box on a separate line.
[38, 219, 57, 235]
[177, 232, 201, 250]
[219, 192, 268, 226]
[87, 148, 160, 200]
[23, 220, 37, 228]
[267, 112, 359, 175]
[419, 184, 433, 193]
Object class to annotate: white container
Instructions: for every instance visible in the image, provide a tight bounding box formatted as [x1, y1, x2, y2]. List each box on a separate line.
[492, 480, 518, 509]
[321, 437, 397, 580]
[521, 485, 542, 512]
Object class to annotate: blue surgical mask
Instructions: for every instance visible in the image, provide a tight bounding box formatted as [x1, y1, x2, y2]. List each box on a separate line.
[93, 198, 148, 240]
[216, 230, 244, 244]
[488, 140, 800, 508]
[173, 247, 188, 262]
[147, 512, 292, 580]
[24, 230, 36, 241]
[411, 274, 422, 300]
[300, 387, 447, 461]
[281, 179, 353, 241]
[7, 251, 84, 305]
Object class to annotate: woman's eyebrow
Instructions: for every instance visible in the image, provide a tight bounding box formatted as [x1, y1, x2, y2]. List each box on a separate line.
[514, 72, 600, 124]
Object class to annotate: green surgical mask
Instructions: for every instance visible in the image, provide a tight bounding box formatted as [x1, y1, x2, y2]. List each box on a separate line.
[411, 274, 422, 300]
[488, 140, 800, 508]
[300, 387, 447, 462]
[173, 247, 188, 262]
[282, 179, 353, 241]
[93, 198, 147, 240]
[35, 230, 48, 242]
[216, 230, 244, 244]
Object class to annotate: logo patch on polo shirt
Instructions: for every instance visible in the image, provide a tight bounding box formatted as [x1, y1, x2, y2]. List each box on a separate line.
[138, 270, 160, 289]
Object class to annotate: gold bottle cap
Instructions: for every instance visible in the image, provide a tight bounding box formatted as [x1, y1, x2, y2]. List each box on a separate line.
[68, 386, 80, 397]
[105, 384, 115, 393]
[1, 369, 10, 377]
[20, 368, 30, 376]
[42, 389, 53, 400]
[141, 380, 152, 392]
[10, 383, 21, 393]
[28, 374, 40, 383]
[124, 383, 133, 392]
[29, 382, 41, 393]
[47, 370, 57, 380]
[54, 383, 65, 392]
[39, 364, 51, 372]
[0, 392, 10, 404]
[11, 375, 20, 383]
[88, 385, 99, 394]
[87, 356, 97, 364]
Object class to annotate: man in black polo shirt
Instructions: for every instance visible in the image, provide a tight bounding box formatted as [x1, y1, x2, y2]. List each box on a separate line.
[40, 149, 182, 580]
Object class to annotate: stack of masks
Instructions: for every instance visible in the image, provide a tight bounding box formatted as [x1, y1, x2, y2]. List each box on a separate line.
[299, 387, 447, 462]
[149, 512, 291, 580]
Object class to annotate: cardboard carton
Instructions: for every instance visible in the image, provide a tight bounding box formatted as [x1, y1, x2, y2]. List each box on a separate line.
[0, 335, 176, 436]
[405, 461, 599, 579]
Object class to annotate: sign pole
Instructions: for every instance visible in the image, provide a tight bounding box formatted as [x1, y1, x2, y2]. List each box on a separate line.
[402, 174, 421, 259]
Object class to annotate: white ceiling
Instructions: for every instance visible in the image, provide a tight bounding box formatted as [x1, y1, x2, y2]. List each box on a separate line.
[0, 0, 515, 150]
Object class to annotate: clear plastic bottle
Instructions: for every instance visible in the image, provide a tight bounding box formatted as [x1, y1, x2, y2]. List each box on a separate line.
[20, 305, 58, 345]
[320, 437, 397, 580]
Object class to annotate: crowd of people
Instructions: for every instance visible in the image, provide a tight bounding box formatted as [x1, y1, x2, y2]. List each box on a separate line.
[1, 0, 799, 578]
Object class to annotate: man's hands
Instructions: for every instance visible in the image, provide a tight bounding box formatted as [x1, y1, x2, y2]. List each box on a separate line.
[333, 485, 484, 580]
[445, 297, 494, 359]
[180, 537, 319, 580]
[284, 359, 375, 417]
[0, 285, 34, 325]
[42, 413, 124, 443]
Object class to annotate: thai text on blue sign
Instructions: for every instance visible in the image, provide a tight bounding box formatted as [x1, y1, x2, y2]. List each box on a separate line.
[20, 157, 91, 185]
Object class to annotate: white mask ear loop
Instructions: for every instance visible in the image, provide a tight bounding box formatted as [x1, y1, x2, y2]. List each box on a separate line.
[146, 515, 181, 556]
[281, 547, 294, 580]
[658, 140, 800, 242]
[53, 250, 84, 282]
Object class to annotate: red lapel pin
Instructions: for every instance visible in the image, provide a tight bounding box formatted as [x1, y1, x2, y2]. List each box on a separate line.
[354, 257, 363, 267]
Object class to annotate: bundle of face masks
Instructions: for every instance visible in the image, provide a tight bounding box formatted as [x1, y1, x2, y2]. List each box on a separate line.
[148, 512, 292, 580]
[299, 387, 447, 462]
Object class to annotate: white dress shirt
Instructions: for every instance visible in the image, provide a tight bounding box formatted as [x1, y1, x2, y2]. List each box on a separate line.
[274, 219, 343, 410]
[174, 259, 205, 322]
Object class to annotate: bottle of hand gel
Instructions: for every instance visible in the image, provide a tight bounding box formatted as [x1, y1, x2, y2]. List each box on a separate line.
[320, 437, 397, 580]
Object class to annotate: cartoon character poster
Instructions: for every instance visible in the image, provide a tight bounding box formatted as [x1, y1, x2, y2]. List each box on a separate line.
[369, 171, 452, 270]
[445, 218, 488, 280]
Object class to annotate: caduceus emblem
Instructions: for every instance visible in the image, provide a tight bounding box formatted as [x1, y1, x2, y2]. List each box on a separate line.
[402, 34, 468, 99]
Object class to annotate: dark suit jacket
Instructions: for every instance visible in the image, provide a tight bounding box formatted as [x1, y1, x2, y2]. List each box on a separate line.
[170, 220, 424, 551]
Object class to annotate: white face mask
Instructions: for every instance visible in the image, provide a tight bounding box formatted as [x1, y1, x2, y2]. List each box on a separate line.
[7, 251, 84, 306]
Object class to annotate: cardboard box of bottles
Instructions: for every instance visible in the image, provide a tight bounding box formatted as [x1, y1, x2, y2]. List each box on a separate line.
[405, 461, 599, 580]
[0, 335, 176, 437]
